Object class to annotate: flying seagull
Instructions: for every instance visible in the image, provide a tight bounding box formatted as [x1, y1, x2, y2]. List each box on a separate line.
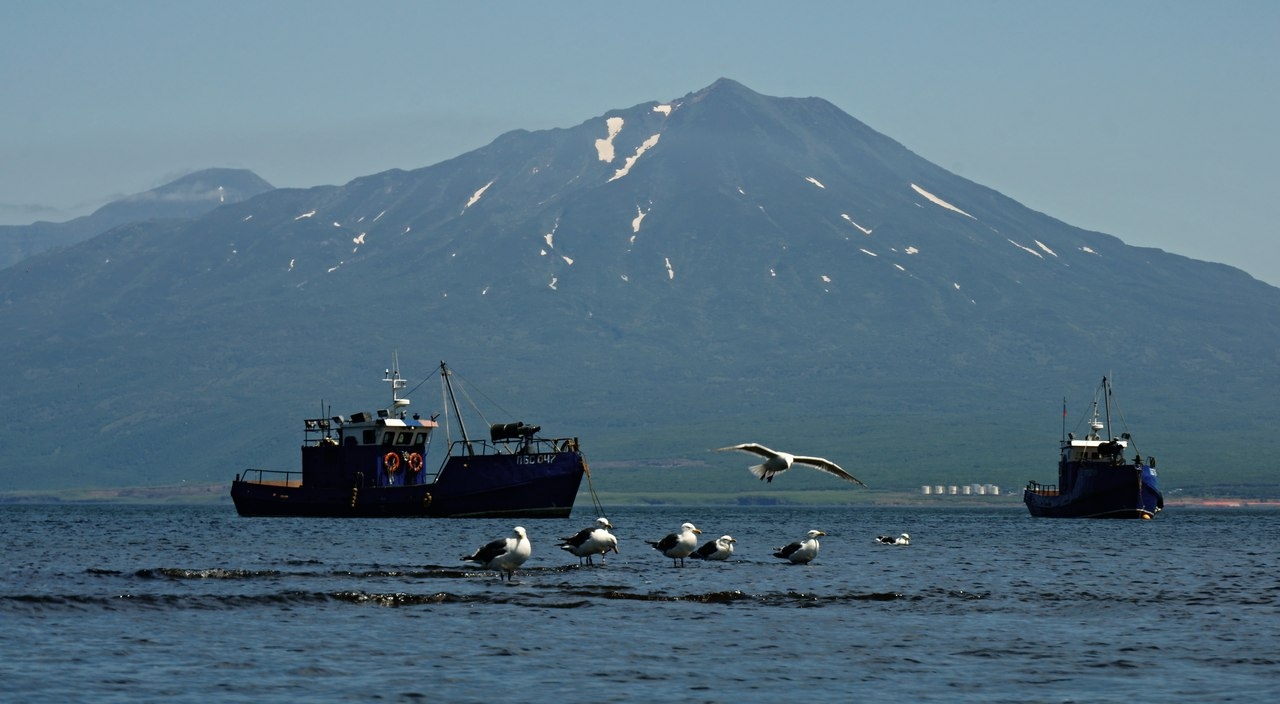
[715, 443, 866, 486]
[875, 533, 911, 546]
[773, 529, 826, 564]
[645, 522, 702, 567]
[690, 535, 737, 561]
[559, 517, 619, 565]
[461, 526, 532, 581]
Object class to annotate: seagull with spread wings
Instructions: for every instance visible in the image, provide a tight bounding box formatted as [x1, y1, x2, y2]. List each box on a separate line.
[715, 443, 866, 486]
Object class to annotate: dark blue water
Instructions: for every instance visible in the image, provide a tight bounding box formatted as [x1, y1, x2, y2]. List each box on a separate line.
[2, 503, 1276, 703]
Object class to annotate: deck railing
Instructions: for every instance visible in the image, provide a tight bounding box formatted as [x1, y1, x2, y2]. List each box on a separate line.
[1024, 481, 1059, 496]
[236, 468, 302, 487]
[448, 436, 579, 457]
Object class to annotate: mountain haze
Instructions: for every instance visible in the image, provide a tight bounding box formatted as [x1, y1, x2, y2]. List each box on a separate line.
[0, 168, 274, 270]
[2, 79, 1277, 497]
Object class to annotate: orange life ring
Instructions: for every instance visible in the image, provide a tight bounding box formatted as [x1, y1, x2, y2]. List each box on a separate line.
[407, 452, 423, 472]
[384, 452, 401, 473]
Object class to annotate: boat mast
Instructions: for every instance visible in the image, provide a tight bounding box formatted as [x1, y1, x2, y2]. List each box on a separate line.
[1102, 375, 1113, 441]
[440, 361, 472, 447]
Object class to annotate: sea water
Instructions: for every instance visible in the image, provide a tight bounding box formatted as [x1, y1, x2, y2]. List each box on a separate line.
[1, 503, 1276, 703]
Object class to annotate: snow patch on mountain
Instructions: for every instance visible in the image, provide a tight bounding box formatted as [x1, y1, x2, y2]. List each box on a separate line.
[842, 213, 872, 234]
[595, 117, 625, 162]
[609, 134, 661, 182]
[632, 204, 649, 233]
[911, 184, 974, 219]
[1008, 239, 1045, 259]
[465, 181, 494, 210]
[544, 219, 560, 249]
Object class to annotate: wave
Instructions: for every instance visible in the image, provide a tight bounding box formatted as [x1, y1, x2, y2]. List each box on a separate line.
[1, 586, 922, 613]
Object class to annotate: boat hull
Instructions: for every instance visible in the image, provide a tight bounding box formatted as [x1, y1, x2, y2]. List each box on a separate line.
[231, 451, 585, 518]
[1024, 464, 1163, 519]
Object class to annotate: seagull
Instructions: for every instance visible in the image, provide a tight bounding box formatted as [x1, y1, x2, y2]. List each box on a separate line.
[461, 526, 532, 581]
[645, 522, 702, 566]
[875, 533, 911, 546]
[715, 443, 865, 486]
[559, 517, 619, 565]
[773, 529, 826, 564]
[690, 535, 737, 561]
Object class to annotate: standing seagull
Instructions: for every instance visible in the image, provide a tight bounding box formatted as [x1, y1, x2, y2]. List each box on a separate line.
[875, 533, 911, 546]
[773, 529, 826, 564]
[645, 522, 702, 566]
[559, 517, 619, 565]
[715, 443, 866, 486]
[461, 526, 532, 581]
[690, 535, 737, 561]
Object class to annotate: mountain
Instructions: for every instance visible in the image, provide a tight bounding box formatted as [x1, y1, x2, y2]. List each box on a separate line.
[2, 79, 1277, 497]
[0, 168, 274, 270]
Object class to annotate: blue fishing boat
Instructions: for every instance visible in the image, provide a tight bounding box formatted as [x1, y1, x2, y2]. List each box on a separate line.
[230, 359, 587, 518]
[1023, 376, 1164, 519]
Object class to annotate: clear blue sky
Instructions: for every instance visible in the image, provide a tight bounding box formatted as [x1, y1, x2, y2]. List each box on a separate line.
[4, 1, 1277, 285]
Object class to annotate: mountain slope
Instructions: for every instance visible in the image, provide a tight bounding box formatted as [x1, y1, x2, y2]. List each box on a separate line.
[1, 79, 1277, 496]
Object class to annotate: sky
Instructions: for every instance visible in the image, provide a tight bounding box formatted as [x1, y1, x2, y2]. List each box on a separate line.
[4, 1, 1278, 285]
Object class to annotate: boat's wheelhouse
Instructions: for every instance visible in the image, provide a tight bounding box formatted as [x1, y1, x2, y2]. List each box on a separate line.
[1061, 435, 1131, 466]
[302, 411, 440, 488]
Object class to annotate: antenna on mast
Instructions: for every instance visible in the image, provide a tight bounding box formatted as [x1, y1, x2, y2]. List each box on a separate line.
[382, 351, 411, 419]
